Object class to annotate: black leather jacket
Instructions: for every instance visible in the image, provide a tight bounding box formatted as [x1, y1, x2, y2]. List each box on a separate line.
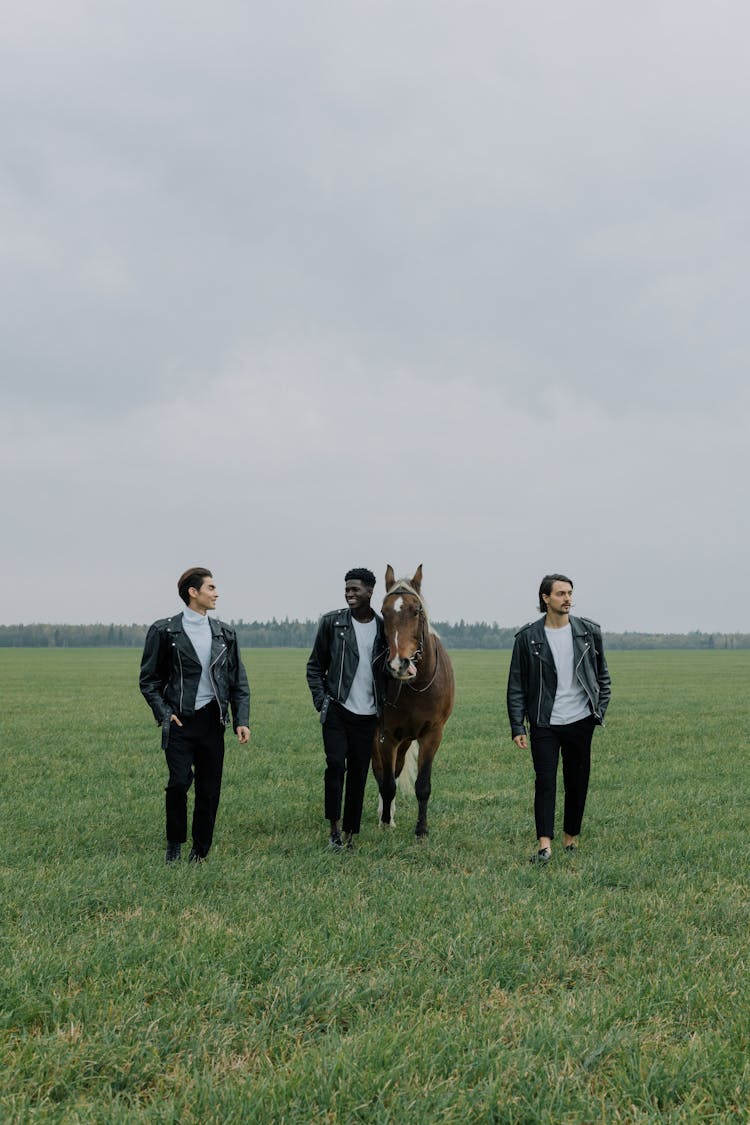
[507, 615, 611, 737]
[140, 613, 250, 734]
[306, 608, 387, 715]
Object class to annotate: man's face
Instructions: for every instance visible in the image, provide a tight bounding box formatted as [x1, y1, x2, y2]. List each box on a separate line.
[345, 580, 373, 613]
[189, 576, 218, 614]
[544, 581, 573, 617]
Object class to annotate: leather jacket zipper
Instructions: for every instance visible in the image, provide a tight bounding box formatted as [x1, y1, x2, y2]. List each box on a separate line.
[338, 636, 346, 700]
[176, 646, 184, 714]
[535, 648, 544, 724]
[209, 645, 227, 725]
[575, 641, 597, 717]
[371, 646, 383, 710]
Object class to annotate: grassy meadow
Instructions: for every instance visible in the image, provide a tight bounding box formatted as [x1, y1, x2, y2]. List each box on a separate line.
[0, 647, 748, 1123]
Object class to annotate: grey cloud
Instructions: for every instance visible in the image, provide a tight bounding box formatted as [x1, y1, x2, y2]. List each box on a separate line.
[2, 2, 749, 628]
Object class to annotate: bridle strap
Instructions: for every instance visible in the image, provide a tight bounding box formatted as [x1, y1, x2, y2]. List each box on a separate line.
[382, 585, 438, 703]
[404, 633, 440, 694]
[382, 587, 428, 663]
[383, 625, 440, 706]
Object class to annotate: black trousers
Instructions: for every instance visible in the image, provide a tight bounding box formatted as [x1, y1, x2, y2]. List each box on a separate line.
[164, 701, 225, 856]
[529, 715, 596, 840]
[322, 702, 377, 835]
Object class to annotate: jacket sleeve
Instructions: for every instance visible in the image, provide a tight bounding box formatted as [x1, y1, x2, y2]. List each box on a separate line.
[306, 617, 330, 711]
[228, 634, 251, 730]
[594, 630, 611, 720]
[506, 637, 529, 738]
[139, 624, 171, 724]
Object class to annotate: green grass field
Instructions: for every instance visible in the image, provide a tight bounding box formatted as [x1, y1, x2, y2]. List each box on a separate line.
[1, 648, 747, 1123]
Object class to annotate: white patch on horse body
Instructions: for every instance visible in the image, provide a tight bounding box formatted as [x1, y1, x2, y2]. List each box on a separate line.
[393, 596, 403, 613]
[397, 742, 419, 794]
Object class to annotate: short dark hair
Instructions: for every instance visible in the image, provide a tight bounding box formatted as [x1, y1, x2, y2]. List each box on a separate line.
[538, 573, 573, 613]
[178, 567, 213, 606]
[345, 567, 376, 589]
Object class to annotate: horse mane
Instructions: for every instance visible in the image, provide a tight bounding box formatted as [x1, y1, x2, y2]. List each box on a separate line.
[385, 579, 436, 635]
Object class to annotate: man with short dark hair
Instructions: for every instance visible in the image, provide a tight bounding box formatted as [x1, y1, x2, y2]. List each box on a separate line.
[140, 568, 250, 864]
[507, 574, 611, 863]
[306, 568, 387, 850]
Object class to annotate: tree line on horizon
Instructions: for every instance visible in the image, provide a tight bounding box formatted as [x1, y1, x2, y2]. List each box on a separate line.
[1, 620, 749, 650]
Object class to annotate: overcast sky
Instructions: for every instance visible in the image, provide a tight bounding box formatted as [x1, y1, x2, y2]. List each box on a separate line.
[2, 1, 748, 633]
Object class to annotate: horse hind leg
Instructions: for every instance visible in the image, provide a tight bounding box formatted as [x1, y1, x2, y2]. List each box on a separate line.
[414, 767, 432, 838]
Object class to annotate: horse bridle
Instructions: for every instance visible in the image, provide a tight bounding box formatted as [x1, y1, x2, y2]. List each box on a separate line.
[382, 592, 440, 700]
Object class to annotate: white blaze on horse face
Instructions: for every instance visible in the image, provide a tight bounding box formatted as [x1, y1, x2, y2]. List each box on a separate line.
[386, 592, 420, 676]
[389, 609, 400, 669]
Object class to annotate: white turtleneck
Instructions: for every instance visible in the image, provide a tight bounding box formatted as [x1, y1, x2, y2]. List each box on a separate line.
[182, 607, 215, 709]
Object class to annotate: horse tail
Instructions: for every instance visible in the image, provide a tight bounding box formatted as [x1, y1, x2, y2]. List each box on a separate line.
[397, 741, 419, 797]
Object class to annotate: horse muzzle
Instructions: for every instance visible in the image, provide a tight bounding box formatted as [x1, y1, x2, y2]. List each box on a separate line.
[388, 656, 418, 680]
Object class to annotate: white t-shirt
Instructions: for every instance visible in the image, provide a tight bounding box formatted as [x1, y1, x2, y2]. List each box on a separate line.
[545, 623, 591, 725]
[344, 616, 378, 715]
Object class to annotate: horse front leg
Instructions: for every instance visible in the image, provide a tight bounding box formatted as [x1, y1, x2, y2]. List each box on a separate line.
[372, 729, 397, 827]
[414, 729, 442, 838]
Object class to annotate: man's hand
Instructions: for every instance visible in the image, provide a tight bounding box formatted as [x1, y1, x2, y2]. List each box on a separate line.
[513, 734, 527, 750]
[170, 714, 184, 727]
[236, 726, 250, 745]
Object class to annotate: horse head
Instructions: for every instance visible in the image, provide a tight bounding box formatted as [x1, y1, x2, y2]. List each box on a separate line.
[381, 564, 428, 681]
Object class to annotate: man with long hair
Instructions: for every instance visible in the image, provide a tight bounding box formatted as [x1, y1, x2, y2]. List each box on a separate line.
[507, 574, 611, 863]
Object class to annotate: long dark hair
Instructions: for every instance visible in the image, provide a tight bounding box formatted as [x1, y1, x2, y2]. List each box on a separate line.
[538, 573, 573, 613]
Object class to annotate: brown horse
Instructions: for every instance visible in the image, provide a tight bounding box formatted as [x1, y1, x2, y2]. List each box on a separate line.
[372, 564, 455, 837]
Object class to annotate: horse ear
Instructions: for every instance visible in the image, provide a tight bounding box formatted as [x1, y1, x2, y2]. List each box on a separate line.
[411, 564, 423, 593]
[385, 565, 395, 591]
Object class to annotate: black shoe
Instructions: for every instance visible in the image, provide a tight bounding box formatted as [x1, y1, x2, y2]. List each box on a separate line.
[345, 835, 355, 851]
[329, 831, 343, 851]
[530, 847, 551, 865]
[564, 844, 578, 854]
[165, 842, 181, 864]
[188, 848, 205, 864]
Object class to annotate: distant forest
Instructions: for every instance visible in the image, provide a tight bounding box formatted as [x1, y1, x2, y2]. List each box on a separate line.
[1, 621, 749, 650]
